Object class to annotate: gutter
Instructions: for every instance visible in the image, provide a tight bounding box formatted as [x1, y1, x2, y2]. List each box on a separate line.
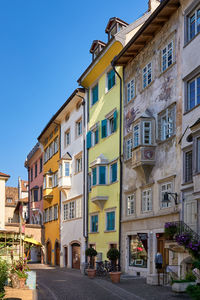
[111, 62, 123, 268]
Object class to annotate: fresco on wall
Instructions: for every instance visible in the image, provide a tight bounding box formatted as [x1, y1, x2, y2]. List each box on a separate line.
[125, 107, 140, 132]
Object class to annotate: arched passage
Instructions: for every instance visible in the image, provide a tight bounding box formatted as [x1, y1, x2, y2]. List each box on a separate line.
[46, 240, 52, 265]
[71, 242, 81, 269]
[54, 241, 60, 266]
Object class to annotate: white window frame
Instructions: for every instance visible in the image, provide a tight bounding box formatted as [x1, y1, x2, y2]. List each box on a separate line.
[142, 188, 152, 212]
[160, 182, 172, 208]
[125, 138, 132, 160]
[98, 165, 107, 185]
[187, 6, 200, 41]
[63, 203, 69, 221]
[187, 75, 200, 111]
[161, 41, 173, 72]
[133, 123, 140, 148]
[142, 121, 152, 145]
[54, 172, 58, 187]
[143, 62, 152, 89]
[158, 106, 176, 141]
[127, 79, 135, 103]
[127, 194, 135, 216]
[54, 137, 58, 153]
[76, 118, 82, 137]
[90, 214, 99, 233]
[92, 127, 99, 146]
[76, 156, 82, 173]
[65, 129, 70, 147]
[108, 116, 114, 136]
[54, 205, 58, 220]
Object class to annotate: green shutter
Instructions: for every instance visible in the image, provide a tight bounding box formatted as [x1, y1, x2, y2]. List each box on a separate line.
[101, 119, 107, 138]
[113, 110, 117, 132]
[87, 131, 92, 149]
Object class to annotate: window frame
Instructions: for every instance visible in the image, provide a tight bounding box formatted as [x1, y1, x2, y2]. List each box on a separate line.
[160, 181, 173, 208]
[125, 137, 132, 160]
[183, 149, 193, 183]
[106, 69, 116, 92]
[110, 162, 117, 184]
[76, 118, 83, 138]
[142, 62, 152, 89]
[65, 128, 70, 147]
[127, 78, 135, 103]
[76, 156, 82, 173]
[91, 214, 98, 233]
[142, 188, 152, 212]
[186, 75, 200, 111]
[158, 105, 176, 141]
[186, 4, 200, 42]
[106, 210, 115, 231]
[91, 83, 99, 106]
[127, 194, 135, 216]
[161, 41, 173, 73]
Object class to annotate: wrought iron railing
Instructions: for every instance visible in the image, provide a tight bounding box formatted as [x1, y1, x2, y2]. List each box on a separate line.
[166, 221, 200, 242]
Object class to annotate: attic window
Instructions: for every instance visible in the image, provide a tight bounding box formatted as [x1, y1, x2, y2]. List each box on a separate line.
[108, 23, 125, 41]
[65, 113, 70, 122]
[76, 101, 82, 110]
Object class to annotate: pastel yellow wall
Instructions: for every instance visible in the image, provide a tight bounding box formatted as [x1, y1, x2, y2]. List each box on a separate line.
[43, 129, 60, 265]
[87, 46, 123, 259]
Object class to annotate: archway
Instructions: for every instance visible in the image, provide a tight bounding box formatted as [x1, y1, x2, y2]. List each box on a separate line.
[71, 243, 80, 269]
[46, 241, 52, 265]
[54, 241, 60, 266]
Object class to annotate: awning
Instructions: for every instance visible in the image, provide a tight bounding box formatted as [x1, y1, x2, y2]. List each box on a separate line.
[24, 237, 42, 246]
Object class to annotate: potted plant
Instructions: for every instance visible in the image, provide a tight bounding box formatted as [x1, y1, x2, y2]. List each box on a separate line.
[85, 247, 97, 279]
[0, 259, 9, 299]
[171, 271, 196, 293]
[164, 222, 177, 240]
[10, 258, 29, 288]
[107, 248, 121, 283]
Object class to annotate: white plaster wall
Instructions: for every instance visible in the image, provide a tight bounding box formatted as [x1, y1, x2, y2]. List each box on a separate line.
[0, 179, 6, 229]
[60, 99, 85, 268]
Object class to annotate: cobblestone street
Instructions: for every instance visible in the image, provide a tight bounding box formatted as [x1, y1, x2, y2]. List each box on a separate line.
[30, 265, 191, 300]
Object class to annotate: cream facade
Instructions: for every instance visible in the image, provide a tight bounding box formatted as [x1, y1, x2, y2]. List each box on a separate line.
[57, 88, 86, 269]
[114, 0, 183, 284]
[0, 172, 10, 229]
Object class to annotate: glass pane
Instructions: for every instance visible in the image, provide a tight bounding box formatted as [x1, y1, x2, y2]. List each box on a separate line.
[92, 168, 97, 185]
[99, 166, 106, 184]
[197, 77, 200, 105]
[129, 235, 148, 268]
[190, 14, 196, 40]
[65, 162, 70, 176]
[189, 80, 196, 109]
[197, 9, 200, 33]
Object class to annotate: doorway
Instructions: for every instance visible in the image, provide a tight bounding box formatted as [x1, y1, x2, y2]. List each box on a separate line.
[72, 243, 80, 269]
[55, 241, 60, 266]
[64, 247, 68, 267]
[46, 241, 52, 265]
[157, 233, 169, 270]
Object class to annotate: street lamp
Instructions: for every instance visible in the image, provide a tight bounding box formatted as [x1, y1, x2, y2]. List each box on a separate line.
[162, 192, 178, 205]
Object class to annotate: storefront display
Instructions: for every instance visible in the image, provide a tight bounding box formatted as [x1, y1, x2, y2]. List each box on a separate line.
[129, 234, 148, 268]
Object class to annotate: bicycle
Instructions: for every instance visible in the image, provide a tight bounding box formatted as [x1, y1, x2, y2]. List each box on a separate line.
[96, 261, 107, 277]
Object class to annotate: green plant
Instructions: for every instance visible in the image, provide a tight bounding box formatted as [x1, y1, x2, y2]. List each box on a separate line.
[164, 222, 177, 239]
[10, 258, 29, 279]
[186, 285, 200, 300]
[107, 248, 120, 272]
[185, 271, 196, 282]
[85, 248, 97, 269]
[0, 259, 9, 295]
[192, 260, 200, 270]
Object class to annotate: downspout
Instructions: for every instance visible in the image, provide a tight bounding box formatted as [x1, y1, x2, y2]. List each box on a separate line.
[76, 91, 88, 263]
[111, 62, 123, 268]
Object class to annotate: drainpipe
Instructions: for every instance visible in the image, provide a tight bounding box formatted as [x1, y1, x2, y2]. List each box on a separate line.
[76, 91, 88, 263]
[111, 61, 123, 269]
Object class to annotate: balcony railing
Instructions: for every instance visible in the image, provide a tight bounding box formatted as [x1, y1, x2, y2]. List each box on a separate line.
[174, 221, 200, 242]
[132, 145, 156, 169]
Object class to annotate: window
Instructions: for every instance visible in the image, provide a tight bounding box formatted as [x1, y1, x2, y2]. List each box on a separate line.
[92, 167, 97, 186]
[107, 69, 115, 91]
[31, 168, 33, 182]
[142, 189, 152, 212]
[54, 137, 58, 153]
[143, 62, 152, 89]
[49, 207, 53, 221]
[40, 186, 43, 200]
[106, 211, 115, 231]
[161, 182, 172, 208]
[184, 150, 193, 182]
[49, 142, 53, 158]
[101, 111, 117, 138]
[7, 198, 12, 203]
[187, 75, 200, 111]
[92, 84, 98, 105]
[76, 156, 82, 173]
[162, 41, 173, 72]
[129, 234, 148, 268]
[43, 177, 46, 189]
[158, 105, 176, 141]
[63, 203, 69, 221]
[108, 116, 114, 135]
[110, 163, 117, 183]
[48, 176, 53, 188]
[127, 194, 135, 215]
[133, 124, 140, 147]
[69, 201, 75, 219]
[143, 122, 151, 145]
[126, 138, 132, 160]
[76, 119, 82, 137]
[88, 174, 91, 192]
[65, 162, 70, 176]
[45, 208, 49, 223]
[54, 172, 58, 187]
[54, 205, 58, 220]
[65, 129, 70, 147]
[34, 190, 38, 202]
[99, 166, 106, 185]
[40, 157, 43, 173]
[35, 163, 37, 178]
[91, 215, 98, 233]
[127, 79, 135, 102]
[44, 148, 48, 163]
[187, 7, 200, 41]
[92, 127, 99, 146]
[8, 217, 13, 223]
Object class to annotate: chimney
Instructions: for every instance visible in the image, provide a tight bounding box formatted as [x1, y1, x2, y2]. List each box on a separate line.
[148, 0, 160, 12]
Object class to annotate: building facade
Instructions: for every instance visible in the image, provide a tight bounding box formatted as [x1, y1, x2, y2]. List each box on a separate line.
[5, 186, 18, 224]
[114, 0, 182, 283]
[38, 119, 60, 266]
[25, 142, 44, 225]
[0, 172, 10, 229]
[77, 2, 159, 260]
[56, 88, 86, 269]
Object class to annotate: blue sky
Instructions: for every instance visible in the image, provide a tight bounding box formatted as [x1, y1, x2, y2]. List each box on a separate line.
[0, 0, 148, 187]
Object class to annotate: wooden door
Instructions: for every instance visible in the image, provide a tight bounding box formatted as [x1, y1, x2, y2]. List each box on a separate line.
[157, 234, 169, 270]
[184, 191, 197, 232]
[65, 247, 68, 267]
[55, 243, 60, 266]
[72, 244, 80, 269]
[47, 242, 51, 264]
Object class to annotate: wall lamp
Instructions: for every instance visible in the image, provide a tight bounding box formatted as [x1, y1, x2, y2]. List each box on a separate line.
[162, 192, 178, 205]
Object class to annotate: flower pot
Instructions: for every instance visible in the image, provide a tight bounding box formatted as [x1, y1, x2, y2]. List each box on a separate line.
[172, 281, 196, 293]
[10, 273, 19, 289]
[87, 269, 96, 279]
[18, 277, 26, 288]
[109, 272, 121, 283]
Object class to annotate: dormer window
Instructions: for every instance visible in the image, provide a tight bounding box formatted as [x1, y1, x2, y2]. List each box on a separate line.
[105, 17, 128, 41]
[90, 40, 106, 61]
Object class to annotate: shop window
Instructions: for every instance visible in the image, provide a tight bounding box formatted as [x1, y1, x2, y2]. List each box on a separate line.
[129, 234, 148, 268]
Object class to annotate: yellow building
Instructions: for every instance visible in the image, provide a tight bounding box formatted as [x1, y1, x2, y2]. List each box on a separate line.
[38, 118, 60, 266]
[78, 18, 128, 260]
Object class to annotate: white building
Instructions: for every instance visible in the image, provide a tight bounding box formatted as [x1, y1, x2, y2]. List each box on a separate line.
[0, 172, 10, 229]
[57, 88, 86, 269]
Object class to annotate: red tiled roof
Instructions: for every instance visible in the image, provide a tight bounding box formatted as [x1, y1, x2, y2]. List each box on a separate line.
[21, 180, 28, 192]
[0, 172, 10, 178]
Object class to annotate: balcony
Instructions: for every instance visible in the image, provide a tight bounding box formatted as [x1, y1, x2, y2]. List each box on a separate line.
[90, 185, 109, 210]
[43, 188, 53, 201]
[58, 176, 71, 197]
[132, 145, 156, 182]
